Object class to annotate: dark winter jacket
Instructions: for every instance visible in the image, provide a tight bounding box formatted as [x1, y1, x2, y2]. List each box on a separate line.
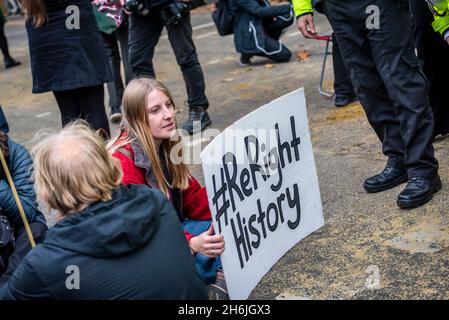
[0, 184, 208, 299]
[25, 0, 111, 93]
[0, 140, 45, 227]
[230, 0, 293, 55]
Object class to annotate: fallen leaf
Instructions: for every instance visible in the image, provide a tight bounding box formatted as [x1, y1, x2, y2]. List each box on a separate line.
[264, 64, 275, 69]
[230, 70, 242, 76]
[221, 78, 234, 82]
[296, 50, 310, 61]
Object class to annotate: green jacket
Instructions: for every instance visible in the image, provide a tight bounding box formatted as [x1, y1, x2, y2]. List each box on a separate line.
[431, 0, 449, 36]
[292, 0, 313, 17]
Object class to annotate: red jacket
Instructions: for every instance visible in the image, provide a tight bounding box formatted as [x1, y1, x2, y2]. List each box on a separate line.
[112, 142, 212, 243]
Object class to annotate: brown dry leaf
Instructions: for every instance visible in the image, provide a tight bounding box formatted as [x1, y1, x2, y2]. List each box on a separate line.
[296, 50, 311, 62]
[264, 64, 275, 69]
[230, 70, 242, 76]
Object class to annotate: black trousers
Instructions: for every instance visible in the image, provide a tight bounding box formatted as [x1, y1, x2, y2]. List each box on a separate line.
[0, 20, 11, 61]
[411, 0, 449, 137]
[324, 0, 438, 177]
[0, 221, 47, 285]
[53, 85, 110, 136]
[102, 21, 133, 113]
[332, 35, 355, 100]
[129, 11, 209, 109]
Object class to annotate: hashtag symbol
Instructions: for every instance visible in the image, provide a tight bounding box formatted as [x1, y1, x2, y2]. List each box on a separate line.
[212, 168, 230, 233]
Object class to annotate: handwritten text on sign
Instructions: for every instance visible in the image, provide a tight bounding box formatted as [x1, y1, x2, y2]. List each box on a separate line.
[201, 88, 324, 299]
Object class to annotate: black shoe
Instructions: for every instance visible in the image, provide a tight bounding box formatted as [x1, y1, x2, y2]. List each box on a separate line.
[397, 175, 442, 209]
[334, 95, 357, 107]
[364, 166, 408, 193]
[239, 54, 252, 67]
[4, 57, 21, 69]
[182, 106, 211, 135]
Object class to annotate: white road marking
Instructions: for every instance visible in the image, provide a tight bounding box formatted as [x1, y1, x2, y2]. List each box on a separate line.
[161, 21, 215, 40]
[36, 112, 52, 118]
[194, 31, 217, 40]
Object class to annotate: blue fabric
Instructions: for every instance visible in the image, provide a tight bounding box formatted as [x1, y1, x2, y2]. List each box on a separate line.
[0, 140, 45, 227]
[182, 220, 222, 284]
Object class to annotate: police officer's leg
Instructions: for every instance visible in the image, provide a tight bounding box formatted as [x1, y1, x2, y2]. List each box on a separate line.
[332, 35, 356, 106]
[325, 0, 405, 169]
[366, 0, 437, 178]
[166, 12, 209, 109]
[128, 12, 164, 78]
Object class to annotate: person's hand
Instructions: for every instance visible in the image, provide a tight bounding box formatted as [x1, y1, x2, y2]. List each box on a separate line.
[189, 225, 225, 258]
[297, 14, 317, 39]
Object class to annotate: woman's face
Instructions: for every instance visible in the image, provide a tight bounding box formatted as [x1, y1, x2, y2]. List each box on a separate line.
[146, 89, 176, 145]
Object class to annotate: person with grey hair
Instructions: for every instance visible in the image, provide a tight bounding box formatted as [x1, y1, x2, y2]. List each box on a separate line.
[0, 122, 207, 300]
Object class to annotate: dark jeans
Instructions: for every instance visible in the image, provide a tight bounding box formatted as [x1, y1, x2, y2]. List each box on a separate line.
[332, 35, 355, 100]
[182, 220, 222, 285]
[53, 85, 110, 136]
[0, 20, 11, 61]
[129, 11, 209, 109]
[324, 0, 438, 177]
[0, 221, 48, 285]
[102, 21, 133, 113]
[257, 15, 293, 62]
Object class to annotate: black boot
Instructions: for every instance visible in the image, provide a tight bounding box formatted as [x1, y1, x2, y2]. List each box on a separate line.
[364, 165, 408, 193]
[334, 95, 357, 107]
[182, 106, 211, 135]
[4, 57, 21, 69]
[397, 174, 442, 209]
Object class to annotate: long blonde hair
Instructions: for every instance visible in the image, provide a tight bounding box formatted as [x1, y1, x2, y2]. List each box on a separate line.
[32, 121, 122, 216]
[108, 78, 190, 196]
[22, 0, 47, 27]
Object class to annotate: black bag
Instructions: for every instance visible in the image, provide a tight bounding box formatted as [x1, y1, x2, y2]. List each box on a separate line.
[0, 215, 14, 274]
[212, 0, 234, 36]
[0, 215, 14, 248]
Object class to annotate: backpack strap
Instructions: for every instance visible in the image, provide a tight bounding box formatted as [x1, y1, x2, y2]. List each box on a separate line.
[116, 147, 134, 160]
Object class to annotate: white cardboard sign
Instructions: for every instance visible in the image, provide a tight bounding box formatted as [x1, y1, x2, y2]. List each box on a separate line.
[200, 88, 324, 299]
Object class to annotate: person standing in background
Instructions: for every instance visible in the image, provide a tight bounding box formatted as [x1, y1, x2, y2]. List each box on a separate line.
[22, 0, 112, 136]
[0, 5, 20, 69]
[93, 0, 133, 123]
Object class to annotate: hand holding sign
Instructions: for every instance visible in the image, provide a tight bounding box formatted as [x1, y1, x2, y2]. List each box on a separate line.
[201, 88, 324, 299]
[190, 225, 225, 258]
